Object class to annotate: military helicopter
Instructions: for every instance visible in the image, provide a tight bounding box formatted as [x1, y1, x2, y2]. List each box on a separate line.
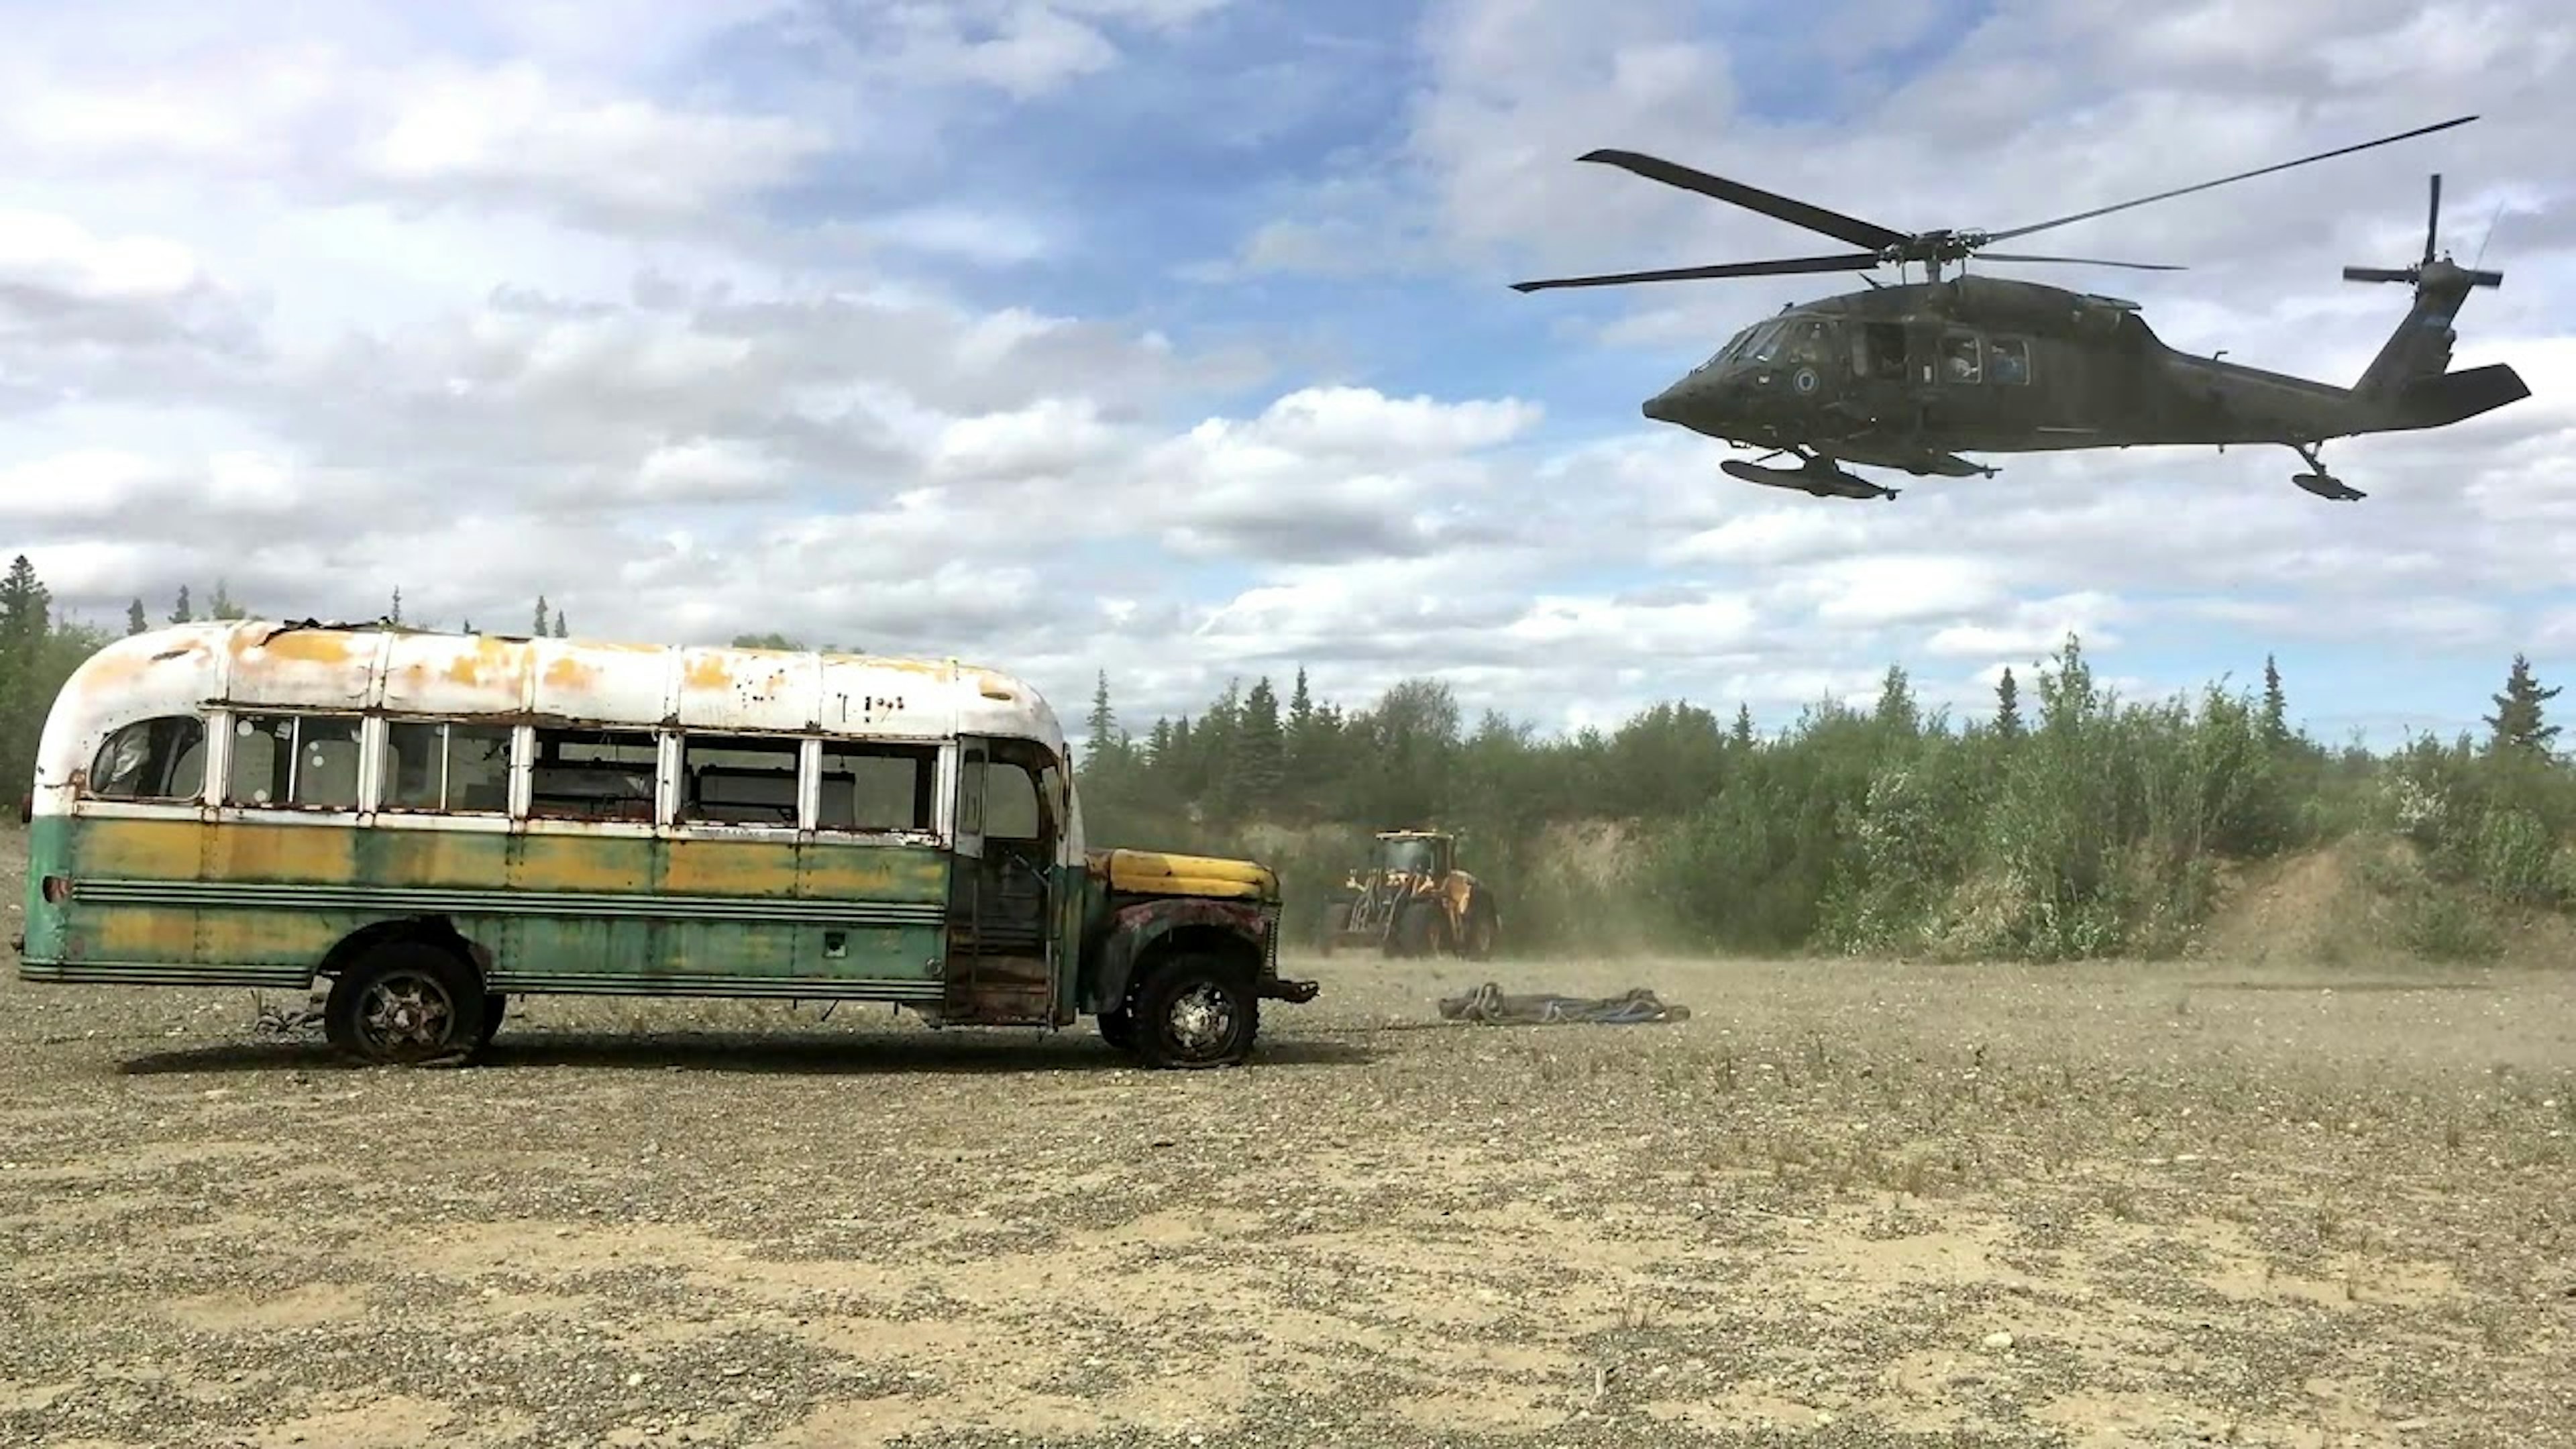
[1511, 115, 2528, 502]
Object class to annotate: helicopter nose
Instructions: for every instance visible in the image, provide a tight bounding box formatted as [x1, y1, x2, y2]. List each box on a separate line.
[1643, 377, 1690, 423]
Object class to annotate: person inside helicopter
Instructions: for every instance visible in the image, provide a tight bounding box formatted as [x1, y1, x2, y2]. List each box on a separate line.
[1941, 332, 1981, 382]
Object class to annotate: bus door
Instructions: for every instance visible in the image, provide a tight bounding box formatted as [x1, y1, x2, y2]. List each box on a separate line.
[942, 736, 1057, 1024]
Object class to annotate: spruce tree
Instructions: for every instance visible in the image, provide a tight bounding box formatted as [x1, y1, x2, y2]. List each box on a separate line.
[1237, 676, 1286, 815]
[1085, 671, 1118, 749]
[2259, 654, 2289, 748]
[533, 596, 550, 637]
[1081, 671, 1126, 780]
[169, 585, 192, 624]
[0, 556, 47, 653]
[125, 598, 148, 635]
[1730, 702, 1755, 749]
[1995, 667, 2023, 739]
[2483, 653, 2562, 756]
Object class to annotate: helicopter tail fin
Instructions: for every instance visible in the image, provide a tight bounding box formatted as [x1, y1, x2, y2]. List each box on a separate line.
[2345, 172, 2504, 400]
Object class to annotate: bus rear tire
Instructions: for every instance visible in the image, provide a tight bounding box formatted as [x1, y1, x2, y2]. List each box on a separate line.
[1130, 951, 1259, 1070]
[323, 939, 488, 1066]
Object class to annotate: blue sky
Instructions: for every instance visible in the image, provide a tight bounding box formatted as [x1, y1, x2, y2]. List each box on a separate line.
[1, 0, 2571, 751]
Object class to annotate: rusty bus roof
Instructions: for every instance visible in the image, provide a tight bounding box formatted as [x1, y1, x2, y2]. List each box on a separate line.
[39, 619, 1069, 765]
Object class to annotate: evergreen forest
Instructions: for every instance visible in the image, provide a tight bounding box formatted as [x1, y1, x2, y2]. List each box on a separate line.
[3, 556, 2569, 964]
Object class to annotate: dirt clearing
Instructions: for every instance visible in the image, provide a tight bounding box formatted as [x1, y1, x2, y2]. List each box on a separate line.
[3, 826, 2572, 1447]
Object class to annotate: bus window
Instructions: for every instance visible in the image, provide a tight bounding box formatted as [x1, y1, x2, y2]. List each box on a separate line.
[816, 743, 935, 833]
[985, 760, 1040, 842]
[87, 715, 206, 802]
[225, 712, 363, 810]
[529, 726, 657, 822]
[680, 734, 800, 826]
[384, 722, 513, 814]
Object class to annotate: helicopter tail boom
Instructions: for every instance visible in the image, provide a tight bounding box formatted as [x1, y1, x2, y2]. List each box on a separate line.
[2372, 362, 2531, 434]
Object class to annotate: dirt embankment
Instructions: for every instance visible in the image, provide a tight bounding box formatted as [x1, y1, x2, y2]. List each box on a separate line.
[2194, 834, 2576, 969]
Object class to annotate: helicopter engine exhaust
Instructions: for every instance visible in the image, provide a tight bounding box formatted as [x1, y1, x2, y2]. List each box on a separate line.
[1721, 456, 1898, 500]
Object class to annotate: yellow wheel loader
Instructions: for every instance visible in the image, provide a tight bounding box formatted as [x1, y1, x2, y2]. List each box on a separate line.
[1317, 828, 1499, 959]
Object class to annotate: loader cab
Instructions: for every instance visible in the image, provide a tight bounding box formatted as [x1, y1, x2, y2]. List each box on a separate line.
[1375, 832, 1451, 879]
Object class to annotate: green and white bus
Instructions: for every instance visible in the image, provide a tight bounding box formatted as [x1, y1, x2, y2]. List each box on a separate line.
[13, 619, 1316, 1067]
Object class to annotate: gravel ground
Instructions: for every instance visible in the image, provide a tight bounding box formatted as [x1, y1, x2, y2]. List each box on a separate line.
[3, 826, 2573, 1448]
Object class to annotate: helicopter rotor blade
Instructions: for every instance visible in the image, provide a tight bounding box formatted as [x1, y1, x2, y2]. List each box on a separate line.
[1574, 149, 1912, 252]
[1978, 252, 2188, 272]
[1981, 114, 2479, 246]
[2424, 172, 2442, 265]
[1509, 252, 1884, 292]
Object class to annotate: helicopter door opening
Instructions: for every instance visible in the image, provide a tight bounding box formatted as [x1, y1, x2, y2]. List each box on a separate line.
[1856, 323, 1906, 382]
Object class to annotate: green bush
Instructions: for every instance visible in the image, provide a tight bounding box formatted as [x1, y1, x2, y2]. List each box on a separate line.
[1073, 634, 2576, 964]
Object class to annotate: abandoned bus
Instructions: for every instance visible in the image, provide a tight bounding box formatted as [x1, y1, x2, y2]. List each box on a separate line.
[13, 619, 1316, 1068]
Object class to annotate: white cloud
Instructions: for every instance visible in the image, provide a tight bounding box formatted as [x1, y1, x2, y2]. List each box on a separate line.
[360, 60, 826, 221]
[0, 209, 204, 300]
[633, 439, 794, 502]
[1926, 593, 2126, 659]
[3, 0, 2568, 754]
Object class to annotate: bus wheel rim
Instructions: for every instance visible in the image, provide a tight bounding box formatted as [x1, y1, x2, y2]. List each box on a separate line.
[1165, 983, 1236, 1055]
[361, 973, 455, 1051]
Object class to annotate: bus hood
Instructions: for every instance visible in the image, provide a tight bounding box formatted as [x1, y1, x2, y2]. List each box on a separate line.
[1087, 848, 1279, 903]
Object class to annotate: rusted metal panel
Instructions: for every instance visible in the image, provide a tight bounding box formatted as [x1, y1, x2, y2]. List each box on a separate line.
[1093, 895, 1274, 1012]
[533, 635, 676, 729]
[32, 628, 229, 794]
[674, 645, 822, 733]
[815, 655, 958, 737]
[380, 631, 539, 718]
[35, 622, 1075, 812]
[221, 622, 384, 712]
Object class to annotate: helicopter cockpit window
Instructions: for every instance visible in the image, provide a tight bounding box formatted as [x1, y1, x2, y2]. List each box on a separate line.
[1941, 331, 1982, 382]
[1745, 321, 1790, 364]
[1782, 318, 1833, 366]
[1987, 336, 2031, 385]
[1695, 326, 1756, 374]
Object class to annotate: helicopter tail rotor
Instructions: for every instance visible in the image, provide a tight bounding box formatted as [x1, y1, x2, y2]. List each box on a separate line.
[2343, 173, 2504, 289]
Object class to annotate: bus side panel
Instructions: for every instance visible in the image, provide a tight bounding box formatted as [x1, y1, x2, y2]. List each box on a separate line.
[498, 832, 655, 990]
[798, 839, 948, 984]
[38, 814, 955, 998]
[659, 837, 803, 983]
[19, 815, 72, 965]
[49, 816, 349, 987]
[201, 820, 425, 981]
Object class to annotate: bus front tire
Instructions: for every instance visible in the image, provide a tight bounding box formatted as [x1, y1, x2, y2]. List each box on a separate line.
[323, 940, 488, 1066]
[1129, 952, 1259, 1070]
